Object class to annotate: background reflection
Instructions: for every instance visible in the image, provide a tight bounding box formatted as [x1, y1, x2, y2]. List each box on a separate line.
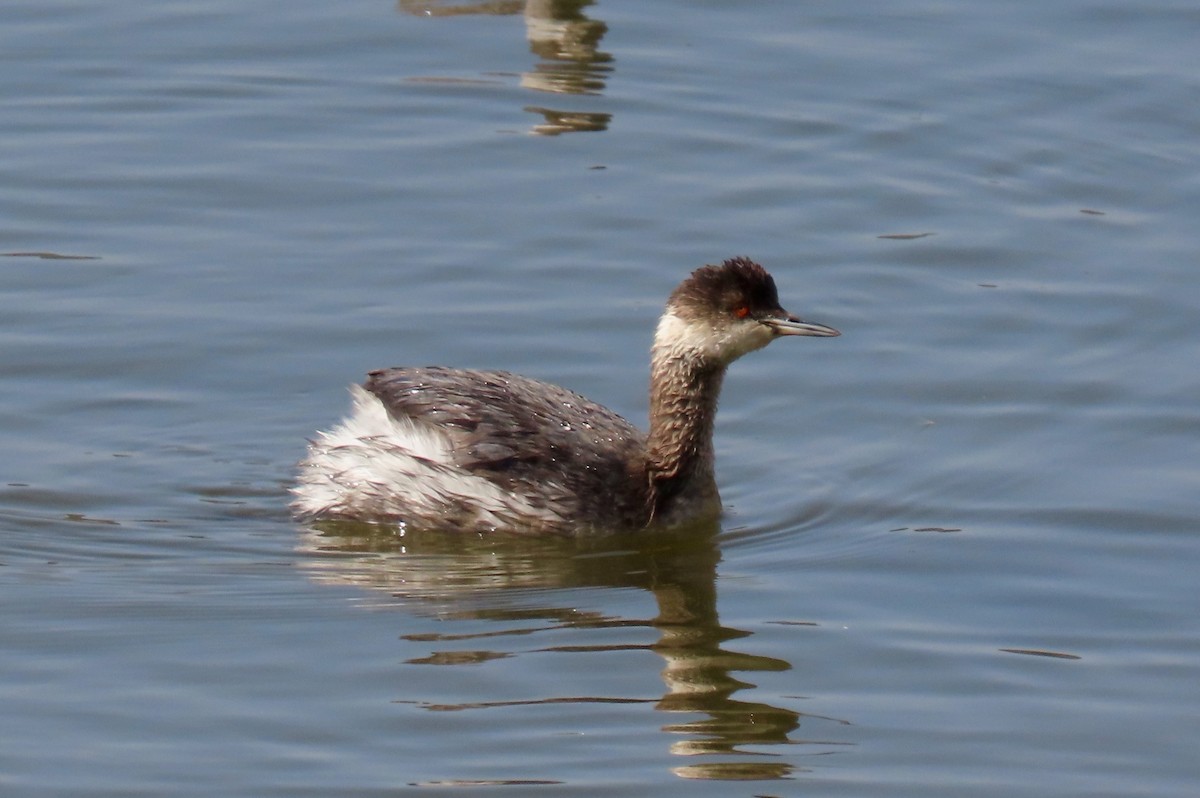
[300, 522, 851, 780]
[399, 0, 612, 133]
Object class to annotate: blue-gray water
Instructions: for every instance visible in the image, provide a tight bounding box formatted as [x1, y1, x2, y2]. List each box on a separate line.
[3, 0, 1199, 795]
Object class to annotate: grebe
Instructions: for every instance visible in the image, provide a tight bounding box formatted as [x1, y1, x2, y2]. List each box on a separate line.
[292, 257, 838, 534]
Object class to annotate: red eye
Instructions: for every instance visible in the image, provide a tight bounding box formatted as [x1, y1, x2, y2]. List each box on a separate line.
[733, 305, 750, 319]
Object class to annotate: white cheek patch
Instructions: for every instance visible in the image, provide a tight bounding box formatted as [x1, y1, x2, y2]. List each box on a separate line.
[653, 311, 773, 365]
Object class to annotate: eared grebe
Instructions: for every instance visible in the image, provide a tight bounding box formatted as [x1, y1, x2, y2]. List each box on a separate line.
[292, 257, 838, 534]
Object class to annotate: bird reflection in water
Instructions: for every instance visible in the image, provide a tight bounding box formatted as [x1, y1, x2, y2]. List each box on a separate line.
[398, 0, 613, 134]
[299, 521, 853, 781]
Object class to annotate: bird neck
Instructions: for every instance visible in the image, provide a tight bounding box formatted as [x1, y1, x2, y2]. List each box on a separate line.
[646, 314, 726, 518]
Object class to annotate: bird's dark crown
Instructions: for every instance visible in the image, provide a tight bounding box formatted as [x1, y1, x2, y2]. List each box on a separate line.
[668, 257, 784, 320]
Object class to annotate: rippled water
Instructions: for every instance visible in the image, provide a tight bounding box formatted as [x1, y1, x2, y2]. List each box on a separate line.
[3, 0, 1199, 795]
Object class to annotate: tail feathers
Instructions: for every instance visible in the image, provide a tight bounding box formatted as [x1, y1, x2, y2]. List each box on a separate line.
[290, 386, 565, 531]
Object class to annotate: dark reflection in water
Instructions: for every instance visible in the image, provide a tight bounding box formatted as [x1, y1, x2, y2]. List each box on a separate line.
[399, 0, 613, 133]
[524, 106, 611, 135]
[299, 522, 852, 781]
[520, 0, 612, 95]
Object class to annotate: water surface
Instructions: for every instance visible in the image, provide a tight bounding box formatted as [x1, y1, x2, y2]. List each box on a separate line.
[2, 0, 1199, 795]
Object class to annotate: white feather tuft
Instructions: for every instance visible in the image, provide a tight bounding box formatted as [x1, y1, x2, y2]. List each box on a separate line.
[291, 386, 562, 530]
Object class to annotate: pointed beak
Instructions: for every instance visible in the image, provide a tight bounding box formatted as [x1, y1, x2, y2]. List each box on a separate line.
[764, 312, 840, 337]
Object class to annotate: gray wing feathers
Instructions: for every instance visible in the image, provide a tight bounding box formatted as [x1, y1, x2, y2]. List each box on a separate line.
[364, 367, 646, 493]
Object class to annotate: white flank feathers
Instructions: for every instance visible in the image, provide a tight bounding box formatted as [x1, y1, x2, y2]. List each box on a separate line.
[291, 386, 559, 530]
